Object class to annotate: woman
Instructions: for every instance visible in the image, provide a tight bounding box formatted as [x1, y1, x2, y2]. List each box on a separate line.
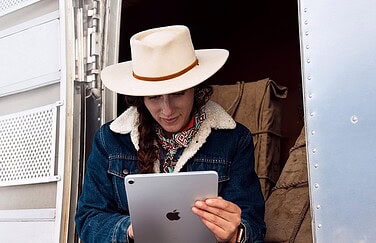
[75, 25, 266, 242]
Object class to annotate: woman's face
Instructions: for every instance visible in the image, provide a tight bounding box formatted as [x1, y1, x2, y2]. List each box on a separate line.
[144, 88, 195, 135]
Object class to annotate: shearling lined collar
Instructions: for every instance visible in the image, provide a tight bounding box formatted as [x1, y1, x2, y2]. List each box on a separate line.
[109, 100, 236, 172]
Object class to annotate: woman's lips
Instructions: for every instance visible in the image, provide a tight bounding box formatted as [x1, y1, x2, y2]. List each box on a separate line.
[162, 117, 178, 124]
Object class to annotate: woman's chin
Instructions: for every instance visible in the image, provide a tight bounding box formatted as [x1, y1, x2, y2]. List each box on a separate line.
[161, 124, 182, 134]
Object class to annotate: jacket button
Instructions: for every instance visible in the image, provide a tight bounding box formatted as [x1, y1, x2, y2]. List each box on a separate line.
[123, 169, 129, 175]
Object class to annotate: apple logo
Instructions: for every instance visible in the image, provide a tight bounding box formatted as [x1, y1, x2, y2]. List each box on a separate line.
[166, 209, 181, 221]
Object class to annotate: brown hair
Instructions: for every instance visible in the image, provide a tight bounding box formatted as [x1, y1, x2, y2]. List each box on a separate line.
[124, 84, 213, 173]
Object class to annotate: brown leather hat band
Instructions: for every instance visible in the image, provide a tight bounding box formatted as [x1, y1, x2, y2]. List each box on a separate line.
[132, 58, 199, 81]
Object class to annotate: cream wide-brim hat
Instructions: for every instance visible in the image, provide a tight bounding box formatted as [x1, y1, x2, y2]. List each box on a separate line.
[100, 25, 229, 96]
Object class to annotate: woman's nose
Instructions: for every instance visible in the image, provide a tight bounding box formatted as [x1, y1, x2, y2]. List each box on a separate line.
[161, 97, 173, 116]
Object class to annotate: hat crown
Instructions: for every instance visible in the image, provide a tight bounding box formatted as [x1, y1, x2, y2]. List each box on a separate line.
[130, 25, 196, 78]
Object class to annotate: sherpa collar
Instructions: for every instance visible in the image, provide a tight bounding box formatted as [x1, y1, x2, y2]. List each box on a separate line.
[109, 101, 236, 172]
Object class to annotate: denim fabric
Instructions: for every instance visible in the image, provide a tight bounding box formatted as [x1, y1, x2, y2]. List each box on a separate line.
[75, 121, 266, 243]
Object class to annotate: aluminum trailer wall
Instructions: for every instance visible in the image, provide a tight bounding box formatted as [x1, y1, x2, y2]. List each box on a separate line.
[299, 0, 376, 242]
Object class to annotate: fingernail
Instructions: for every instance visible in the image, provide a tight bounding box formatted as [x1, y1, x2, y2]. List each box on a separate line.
[195, 201, 203, 207]
[205, 199, 213, 204]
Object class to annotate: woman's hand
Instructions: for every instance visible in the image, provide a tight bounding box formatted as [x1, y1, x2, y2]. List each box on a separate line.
[127, 224, 134, 239]
[192, 196, 241, 243]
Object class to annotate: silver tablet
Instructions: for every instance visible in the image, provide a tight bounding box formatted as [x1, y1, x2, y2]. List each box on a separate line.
[125, 171, 218, 243]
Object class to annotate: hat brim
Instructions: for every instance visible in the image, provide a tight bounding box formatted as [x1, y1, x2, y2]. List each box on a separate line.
[100, 49, 229, 96]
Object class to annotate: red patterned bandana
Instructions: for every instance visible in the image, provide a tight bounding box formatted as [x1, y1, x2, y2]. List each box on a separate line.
[155, 106, 206, 173]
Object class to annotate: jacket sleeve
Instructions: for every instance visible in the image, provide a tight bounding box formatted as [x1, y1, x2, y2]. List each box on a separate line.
[220, 127, 266, 243]
[75, 127, 131, 243]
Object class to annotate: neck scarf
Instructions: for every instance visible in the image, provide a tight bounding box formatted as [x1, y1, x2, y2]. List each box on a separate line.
[155, 106, 206, 173]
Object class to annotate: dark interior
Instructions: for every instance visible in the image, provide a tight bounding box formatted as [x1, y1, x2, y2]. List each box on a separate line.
[117, 0, 304, 169]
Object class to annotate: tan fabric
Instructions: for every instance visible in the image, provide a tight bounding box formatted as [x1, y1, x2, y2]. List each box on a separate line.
[264, 127, 312, 243]
[211, 78, 288, 199]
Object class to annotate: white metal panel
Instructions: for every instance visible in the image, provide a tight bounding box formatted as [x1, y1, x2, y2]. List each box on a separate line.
[0, 208, 55, 243]
[0, 103, 60, 186]
[299, 0, 376, 242]
[0, 208, 55, 221]
[0, 208, 56, 243]
[0, 222, 55, 243]
[0, 0, 41, 17]
[0, 0, 67, 242]
[0, 0, 58, 32]
[0, 83, 60, 116]
[0, 11, 60, 97]
[0, 183, 56, 210]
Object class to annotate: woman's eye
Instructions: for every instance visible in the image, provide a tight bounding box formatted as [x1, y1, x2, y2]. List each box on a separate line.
[148, 95, 160, 100]
[172, 91, 185, 96]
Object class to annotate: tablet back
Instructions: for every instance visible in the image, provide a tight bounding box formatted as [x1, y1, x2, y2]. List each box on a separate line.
[124, 171, 218, 243]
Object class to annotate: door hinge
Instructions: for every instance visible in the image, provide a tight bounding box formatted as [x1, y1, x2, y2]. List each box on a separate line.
[75, 0, 104, 84]
[87, 0, 102, 83]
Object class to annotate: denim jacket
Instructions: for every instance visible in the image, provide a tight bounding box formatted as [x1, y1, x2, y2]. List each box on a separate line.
[75, 101, 266, 242]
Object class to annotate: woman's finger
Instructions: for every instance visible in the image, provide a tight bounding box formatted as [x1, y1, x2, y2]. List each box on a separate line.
[127, 224, 134, 239]
[194, 198, 241, 223]
[192, 203, 229, 229]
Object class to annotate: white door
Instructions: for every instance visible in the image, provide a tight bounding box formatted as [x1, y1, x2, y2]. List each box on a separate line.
[0, 0, 67, 242]
[0, 0, 121, 242]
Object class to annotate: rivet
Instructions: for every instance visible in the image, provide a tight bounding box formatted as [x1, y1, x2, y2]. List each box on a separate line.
[310, 112, 314, 116]
[306, 45, 310, 49]
[314, 183, 319, 189]
[307, 76, 312, 80]
[305, 31, 309, 36]
[351, 115, 358, 124]
[304, 20, 308, 25]
[318, 224, 322, 229]
[122, 169, 129, 175]
[311, 130, 315, 135]
[316, 205, 321, 209]
[307, 59, 311, 63]
[308, 93, 313, 98]
[304, 8, 308, 12]
[312, 148, 317, 153]
[314, 163, 319, 168]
